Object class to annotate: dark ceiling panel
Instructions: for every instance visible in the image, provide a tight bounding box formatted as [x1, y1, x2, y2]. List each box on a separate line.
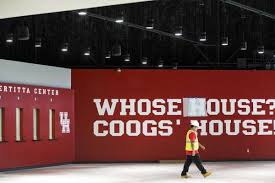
[0, 0, 274, 70]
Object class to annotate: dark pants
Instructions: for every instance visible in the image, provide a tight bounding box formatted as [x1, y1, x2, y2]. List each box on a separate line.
[181, 154, 207, 175]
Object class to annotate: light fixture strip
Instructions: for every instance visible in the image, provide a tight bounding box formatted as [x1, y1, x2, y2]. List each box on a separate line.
[74, 11, 215, 47]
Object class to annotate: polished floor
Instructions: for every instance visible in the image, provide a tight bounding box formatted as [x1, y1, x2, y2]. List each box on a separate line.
[1, 161, 274, 183]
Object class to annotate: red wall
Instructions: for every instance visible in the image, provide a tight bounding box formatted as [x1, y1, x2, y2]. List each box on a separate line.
[0, 83, 74, 170]
[72, 69, 275, 162]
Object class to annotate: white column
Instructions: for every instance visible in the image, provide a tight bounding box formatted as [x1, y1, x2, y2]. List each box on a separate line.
[16, 108, 21, 141]
[49, 109, 54, 140]
[33, 108, 38, 141]
[0, 108, 3, 142]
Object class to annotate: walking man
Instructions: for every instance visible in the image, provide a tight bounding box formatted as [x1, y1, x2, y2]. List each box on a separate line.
[181, 121, 211, 178]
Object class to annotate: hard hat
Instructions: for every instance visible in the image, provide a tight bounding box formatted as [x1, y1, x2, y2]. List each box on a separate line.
[190, 121, 200, 128]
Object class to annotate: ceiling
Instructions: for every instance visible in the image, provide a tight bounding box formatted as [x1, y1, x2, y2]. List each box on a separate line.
[0, 0, 152, 19]
[0, 0, 275, 70]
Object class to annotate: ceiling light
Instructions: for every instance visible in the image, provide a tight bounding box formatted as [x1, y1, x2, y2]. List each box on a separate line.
[145, 19, 154, 30]
[61, 43, 69, 52]
[174, 26, 183, 36]
[35, 38, 42, 48]
[158, 59, 164, 67]
[105, 51, 111, 59]
[84, 48, 91, 56]
[141, 57, 148, 65]
[257, 46, 264, 54]
[78, 11, 87, 16]
[221, 36, 228, 46]
[61, 47, 68, 52]
[124, 54, 130, 62]
[240, 41, 247, 51]
[6, 39, 13, 43]
[199, 32, 207, 42]
[6, 33, 13, 43]
[115, 15, 124, 23]
[173, 62, 178, 70]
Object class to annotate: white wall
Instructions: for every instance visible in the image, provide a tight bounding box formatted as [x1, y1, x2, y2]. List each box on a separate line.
[0, 59, 71, 89]
[0, 0, 152, 19]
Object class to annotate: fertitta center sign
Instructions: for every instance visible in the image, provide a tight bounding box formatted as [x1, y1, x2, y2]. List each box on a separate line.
[92, 98, 275, 137]
[0, 84, 59, 96]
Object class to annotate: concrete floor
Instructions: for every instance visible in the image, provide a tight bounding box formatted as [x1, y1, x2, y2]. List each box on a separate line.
[1, 161, 274, 183]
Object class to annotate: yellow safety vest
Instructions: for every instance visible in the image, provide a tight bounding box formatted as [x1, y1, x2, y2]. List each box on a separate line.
[185, 130, 199, 151]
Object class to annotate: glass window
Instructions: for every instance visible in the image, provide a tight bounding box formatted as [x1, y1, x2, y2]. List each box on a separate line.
[0, 108, 3, 142]
[33, 108, 40, 141]
[49, 109, 55, 140]
[16, 108, 23, 141]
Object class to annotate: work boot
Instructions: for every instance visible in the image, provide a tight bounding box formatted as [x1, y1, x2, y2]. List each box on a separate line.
[181, 174, 191, 178]
[202, 172, 212, 178]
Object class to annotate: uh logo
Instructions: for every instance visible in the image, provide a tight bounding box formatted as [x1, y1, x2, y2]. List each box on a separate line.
[59, 112, 70, 133]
